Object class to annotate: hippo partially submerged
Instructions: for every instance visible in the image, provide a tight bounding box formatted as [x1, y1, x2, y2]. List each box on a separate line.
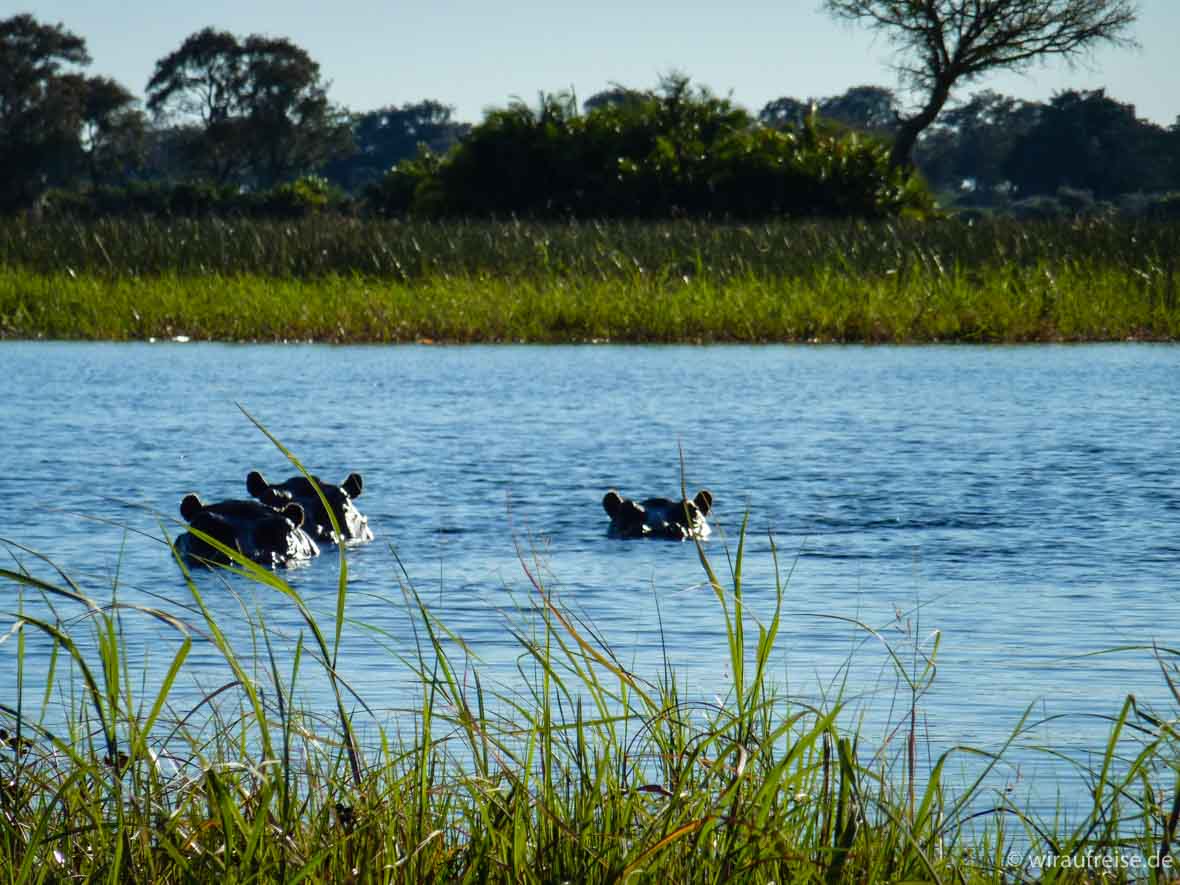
[602, 489, 713, 540]
[176, 495, 320, 568]
[246, 470, 373, 544]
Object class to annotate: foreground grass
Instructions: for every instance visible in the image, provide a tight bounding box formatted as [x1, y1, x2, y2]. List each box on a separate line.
[1, 435, 1179, 882]
[1, 216, 1179, 342]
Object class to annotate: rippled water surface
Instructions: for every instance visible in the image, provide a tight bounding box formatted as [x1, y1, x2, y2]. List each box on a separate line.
[2, 341, 1178, 811]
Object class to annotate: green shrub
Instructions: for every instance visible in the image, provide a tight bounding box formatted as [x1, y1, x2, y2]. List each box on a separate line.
[369, 75, 934, 220]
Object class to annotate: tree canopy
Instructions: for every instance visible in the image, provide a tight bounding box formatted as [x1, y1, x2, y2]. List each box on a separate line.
[0, 14, 143, 209]
[824, 0, 1139, 168]
[146, 28, 351, 186]
[1005, 89, 1171, 198]
[5, 11, 1178, 220]
[322, 100, 469, 190]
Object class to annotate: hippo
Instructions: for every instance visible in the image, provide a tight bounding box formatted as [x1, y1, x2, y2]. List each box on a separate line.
[602, 489, 713, 540]
[246, 470, 373, 545]
[175, 494, 320, 568]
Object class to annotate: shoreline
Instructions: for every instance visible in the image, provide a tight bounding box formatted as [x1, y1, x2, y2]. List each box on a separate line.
[3, 268, 1178, 344]
[3, 216, 1178, 343]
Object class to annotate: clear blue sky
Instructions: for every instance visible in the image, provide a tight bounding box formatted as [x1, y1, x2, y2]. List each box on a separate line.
[24, 0, 1180, 126]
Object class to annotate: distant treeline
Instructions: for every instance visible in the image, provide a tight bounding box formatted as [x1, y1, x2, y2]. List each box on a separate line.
[3, 14, 1179, 220]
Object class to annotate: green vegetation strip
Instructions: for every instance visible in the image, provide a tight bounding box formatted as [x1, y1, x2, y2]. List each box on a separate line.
[2, 217, 1178, 342]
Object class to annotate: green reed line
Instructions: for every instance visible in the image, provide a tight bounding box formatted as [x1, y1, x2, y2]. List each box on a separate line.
[2, 216, 1179, 343]
[2, 216, 1180, 284]
[2, 260, 1178, 343]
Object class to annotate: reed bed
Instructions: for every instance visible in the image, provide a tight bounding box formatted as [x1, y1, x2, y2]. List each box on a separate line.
[1, 216, 1179, 342]
[1, 436, 1179, 882]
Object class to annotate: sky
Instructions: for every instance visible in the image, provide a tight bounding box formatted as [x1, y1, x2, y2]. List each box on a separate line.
[22, 0, 1180, 127]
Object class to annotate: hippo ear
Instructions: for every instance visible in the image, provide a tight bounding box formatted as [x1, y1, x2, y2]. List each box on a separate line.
[246, 470, 269, 499]
[180, 494, 204, 522]
[342, 473, 363, 499]
[249, 469, 291, 507]
[693, 489, 713, 517]
[603, 490, 624, 517]
[282, 503, 305, 527]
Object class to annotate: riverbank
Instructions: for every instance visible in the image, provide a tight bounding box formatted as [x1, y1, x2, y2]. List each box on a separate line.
[2, 514, 1177, 883]
[2, 217, 1178, 342]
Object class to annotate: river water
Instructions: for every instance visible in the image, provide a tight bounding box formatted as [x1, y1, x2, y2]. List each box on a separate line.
[1, 341, 1177, 817]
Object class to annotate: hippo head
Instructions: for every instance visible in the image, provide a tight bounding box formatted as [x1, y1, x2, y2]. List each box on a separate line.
[177, 494, 319, 568]
[602, 489, 713, 540]
[246, 470, 373, 544]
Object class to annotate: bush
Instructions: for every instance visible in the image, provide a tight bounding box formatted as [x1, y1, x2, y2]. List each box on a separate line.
[368, 76, 934, 221]
[256, 176, 347, 217]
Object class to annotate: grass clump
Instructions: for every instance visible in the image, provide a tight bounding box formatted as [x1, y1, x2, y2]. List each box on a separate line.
[2, 216, 1179, 343]
[1, 436, 1179, 881]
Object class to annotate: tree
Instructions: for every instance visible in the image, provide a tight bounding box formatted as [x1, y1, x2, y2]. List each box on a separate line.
[818, 85, 899, 133]
[759, 95, 811, 129]
[145, 28, 251, 182]
[824, 0, 1139, 169]
[146, 27, 351, 186]
[75, 75, 146, 186]
[237, 35, 351, 186]
[915, 90, 1041, 198]
[1004, 88, 1170, 197]
[0, 14, 143, 209]
[760, 87, 899, 137]
[1, 14, 89, 209]
[582, 85, 645, 114]
[324, 100, 468, 190]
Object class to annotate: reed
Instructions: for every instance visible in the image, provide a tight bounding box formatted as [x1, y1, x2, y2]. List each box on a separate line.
[2, 216, 1179, 343]
[0, 432, 1177, 882]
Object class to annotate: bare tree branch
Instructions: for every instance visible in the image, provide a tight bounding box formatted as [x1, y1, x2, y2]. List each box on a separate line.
[823, 0, 1138, 167]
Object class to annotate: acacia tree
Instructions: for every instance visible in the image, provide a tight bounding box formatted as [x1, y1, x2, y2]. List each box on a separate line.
[824, 0, 1139, 169]
[147, 28, 351, 186]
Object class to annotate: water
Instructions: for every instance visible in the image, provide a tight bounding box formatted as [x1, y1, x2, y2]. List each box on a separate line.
[1, 340, 1178, 817]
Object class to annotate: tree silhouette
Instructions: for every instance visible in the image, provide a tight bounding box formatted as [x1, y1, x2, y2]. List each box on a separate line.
[0, 14, 142, 209]
[824, 0, 1139, 169]
[759, 96, 811, 130]
[147, 28, 350, 186]
[916, 90, 1041, 197]
[1005, 89, 1170, 197]
[325, 100, 468, 190]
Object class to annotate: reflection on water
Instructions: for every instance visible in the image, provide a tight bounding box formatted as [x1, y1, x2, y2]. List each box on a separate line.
[1, 340, 1178, 815]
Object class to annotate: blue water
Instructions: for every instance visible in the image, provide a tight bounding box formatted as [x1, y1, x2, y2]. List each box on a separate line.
[1, 341, 1178, 818]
